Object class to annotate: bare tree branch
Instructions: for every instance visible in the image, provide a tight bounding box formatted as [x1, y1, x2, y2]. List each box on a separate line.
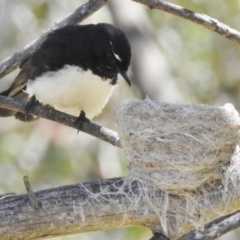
[133, 0, 240, 45]
[150, 210, 240, 240]
[0, 0, 109, 79]
[0, 95, 121, 148]
[3, 174, 240, 240]
[0, 177, 159, 240]
[178, 210, 240, 240]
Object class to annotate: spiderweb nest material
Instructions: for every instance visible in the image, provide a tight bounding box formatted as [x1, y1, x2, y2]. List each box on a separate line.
[117, 98, 240, 239]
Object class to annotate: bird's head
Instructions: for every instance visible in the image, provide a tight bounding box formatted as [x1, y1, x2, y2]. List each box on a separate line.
[91, 23, 131, 86]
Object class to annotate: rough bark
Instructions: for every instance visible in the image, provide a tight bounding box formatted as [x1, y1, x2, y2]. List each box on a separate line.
[0, 178, 158, 240]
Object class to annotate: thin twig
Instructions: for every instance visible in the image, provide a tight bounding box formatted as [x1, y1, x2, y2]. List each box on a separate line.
[0, 192, 16, 199]
[0, 0, 109, 79]
[178, 210, 240, 240]
[149, 232, 170, 240]
[0, 95, 121, 147]
[133, 0, 240, 45]
[23, 176, 42, 210]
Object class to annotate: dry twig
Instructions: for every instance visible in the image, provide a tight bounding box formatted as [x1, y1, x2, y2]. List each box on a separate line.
[133, 0, 240, 45]
[23, 176, 42, 210]
[0, 95, 121, 147]
[178, 210, 240, 240]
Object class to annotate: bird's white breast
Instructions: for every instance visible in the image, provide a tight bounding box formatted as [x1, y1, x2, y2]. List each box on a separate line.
[26, 65, 114, 119]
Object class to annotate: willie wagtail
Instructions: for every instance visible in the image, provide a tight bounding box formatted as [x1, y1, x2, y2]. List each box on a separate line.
[0, 23, 131, 126]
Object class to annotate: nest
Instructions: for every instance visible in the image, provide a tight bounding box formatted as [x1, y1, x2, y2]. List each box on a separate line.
[117, 98, 240, 239]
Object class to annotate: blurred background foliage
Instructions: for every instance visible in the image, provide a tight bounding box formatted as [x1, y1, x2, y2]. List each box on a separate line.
[0, 0, 240, 239]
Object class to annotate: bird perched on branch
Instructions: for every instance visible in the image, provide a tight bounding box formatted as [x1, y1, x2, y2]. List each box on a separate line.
[0, 23, 131, 128]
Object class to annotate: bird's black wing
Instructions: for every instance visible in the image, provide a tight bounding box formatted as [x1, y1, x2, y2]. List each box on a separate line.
[8, 31, 70, 97]
[0, 31, 70, 119]
[8, 57, 35, 97]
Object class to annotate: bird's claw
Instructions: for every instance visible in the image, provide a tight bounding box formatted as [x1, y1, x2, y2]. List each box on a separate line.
[25, 95, 38, 120]
[75, 110, 90, 133]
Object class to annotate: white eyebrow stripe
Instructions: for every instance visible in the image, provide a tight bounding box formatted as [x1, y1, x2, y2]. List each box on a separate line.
[110, 41, 122, 62]
[113, 52, 121, 61]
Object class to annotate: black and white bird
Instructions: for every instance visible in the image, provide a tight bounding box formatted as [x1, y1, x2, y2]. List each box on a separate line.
[0, 23, 131, 125]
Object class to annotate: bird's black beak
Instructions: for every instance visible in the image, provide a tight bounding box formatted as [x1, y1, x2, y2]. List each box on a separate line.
[119, 70, 131, 86]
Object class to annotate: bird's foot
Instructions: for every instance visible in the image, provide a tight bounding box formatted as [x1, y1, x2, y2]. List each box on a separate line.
[25, 95, 39, 120]
[75, 110, 90, 133]
[15, 112, 37, 122]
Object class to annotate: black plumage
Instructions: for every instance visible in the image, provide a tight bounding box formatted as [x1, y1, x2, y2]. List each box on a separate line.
[0, 23, 131, 121]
